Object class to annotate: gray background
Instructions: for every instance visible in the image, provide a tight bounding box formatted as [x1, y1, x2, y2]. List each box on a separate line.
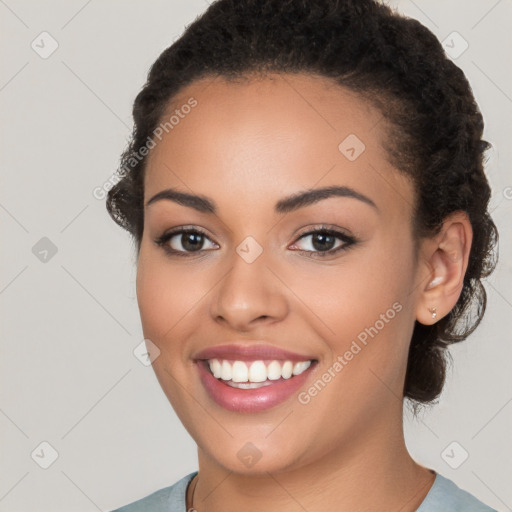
[1, 0, 511, 510]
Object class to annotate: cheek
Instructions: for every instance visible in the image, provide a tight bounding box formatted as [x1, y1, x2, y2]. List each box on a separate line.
[288, 237, 415, 381]
[294, 251, 409, 334]
[136, 250, 200, 347]
[135, 250, 201, 410]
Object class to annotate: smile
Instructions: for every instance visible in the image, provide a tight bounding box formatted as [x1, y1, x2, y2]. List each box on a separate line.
[208, 358, 312, 385]
[196, 358, 317, 412]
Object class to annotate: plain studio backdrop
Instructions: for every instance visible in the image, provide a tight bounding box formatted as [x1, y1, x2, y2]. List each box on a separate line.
[1, 0, 511, 511]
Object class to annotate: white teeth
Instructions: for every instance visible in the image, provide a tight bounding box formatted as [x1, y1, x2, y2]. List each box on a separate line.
[292, 360, 311, 375]
[210, 359, 222, 378]
[248, 360, 267, 382]
[220, 360, 231, 381]
[207, 358, 312, 383]
[267, 360, 282, 380]
[281, 361, 293, 379]
[231, 361, 249, 382]
[226, 380, 274, 389]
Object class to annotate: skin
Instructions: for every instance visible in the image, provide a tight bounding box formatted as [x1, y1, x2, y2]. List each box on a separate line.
[136, 72, 472, 512]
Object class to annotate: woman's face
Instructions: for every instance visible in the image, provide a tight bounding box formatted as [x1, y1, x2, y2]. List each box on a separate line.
[136, 73, 426, 474]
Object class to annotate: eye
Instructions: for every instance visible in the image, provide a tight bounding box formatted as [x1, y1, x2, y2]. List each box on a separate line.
[154, 225, 357, 259]
[154, 227, 218, 256]
[289, 227, 356, 258]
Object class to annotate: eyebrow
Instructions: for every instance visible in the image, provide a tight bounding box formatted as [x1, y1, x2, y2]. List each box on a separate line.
[145, 185, 378, 214]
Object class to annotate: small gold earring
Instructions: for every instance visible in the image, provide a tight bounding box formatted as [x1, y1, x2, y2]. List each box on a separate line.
[428, 306, 437, 319]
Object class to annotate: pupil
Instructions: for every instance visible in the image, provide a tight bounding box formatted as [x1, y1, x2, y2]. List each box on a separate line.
[312, 233, 334, 251]
[182, 233, 203, 251]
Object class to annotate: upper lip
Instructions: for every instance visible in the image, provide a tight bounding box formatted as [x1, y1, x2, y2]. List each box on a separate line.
[194, 343, 316, 362]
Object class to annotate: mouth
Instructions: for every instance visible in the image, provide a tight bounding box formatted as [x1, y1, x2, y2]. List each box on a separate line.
[195, 357, 318, 412]
[206, 357, 313, 386]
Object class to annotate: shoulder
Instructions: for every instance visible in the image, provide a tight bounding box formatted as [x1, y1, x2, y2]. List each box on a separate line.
[417, 473, 497, 512]
[109, 471, 198, 512]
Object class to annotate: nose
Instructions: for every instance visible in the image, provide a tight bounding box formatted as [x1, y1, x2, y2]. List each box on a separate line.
[209, 249, 289, 332]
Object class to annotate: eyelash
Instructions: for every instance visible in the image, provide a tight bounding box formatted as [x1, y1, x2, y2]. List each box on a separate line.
[154, 225, 357, 259]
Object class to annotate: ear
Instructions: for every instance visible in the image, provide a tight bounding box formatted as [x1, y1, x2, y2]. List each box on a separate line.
[415, 211, 473, 325]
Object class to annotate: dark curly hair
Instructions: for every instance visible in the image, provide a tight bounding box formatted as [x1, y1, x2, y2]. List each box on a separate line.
[106, 0, 498, 405]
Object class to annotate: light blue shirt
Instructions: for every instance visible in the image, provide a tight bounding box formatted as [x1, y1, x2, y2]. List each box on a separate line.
[111, 470, 497, 511]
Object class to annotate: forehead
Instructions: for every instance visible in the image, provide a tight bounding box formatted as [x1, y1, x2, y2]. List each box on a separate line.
[144, 73, 413, 219]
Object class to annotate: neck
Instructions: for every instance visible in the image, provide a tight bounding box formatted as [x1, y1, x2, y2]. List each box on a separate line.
[190, 410, 435, 512]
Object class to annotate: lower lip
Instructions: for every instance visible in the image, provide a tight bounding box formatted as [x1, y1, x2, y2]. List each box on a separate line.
[196, 360, 317, 413]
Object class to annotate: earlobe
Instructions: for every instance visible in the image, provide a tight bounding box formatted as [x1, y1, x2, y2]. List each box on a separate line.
[415, 211, 473, 326]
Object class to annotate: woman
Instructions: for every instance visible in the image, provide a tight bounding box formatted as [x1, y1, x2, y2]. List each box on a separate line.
[107, 0, 498, 510]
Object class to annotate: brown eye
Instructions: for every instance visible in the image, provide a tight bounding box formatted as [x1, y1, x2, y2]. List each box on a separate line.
[155, 228, 218, 256]
[290, 228, 356, 258]
[308, 232, 337, 251]
[175, 232, 205, 252]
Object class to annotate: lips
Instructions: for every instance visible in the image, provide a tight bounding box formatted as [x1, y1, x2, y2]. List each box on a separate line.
[194, 343, 316, 362]
[194, 343, 318, 413]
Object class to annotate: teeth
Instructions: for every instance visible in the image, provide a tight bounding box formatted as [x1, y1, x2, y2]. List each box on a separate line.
[232, 361, 248, 382]
[267, 360, 282, 380]
[249, 360, 267, 382]
[292, 360, 311, 376]
[221, 360, 232, 381]
[207, 359, 312, 383]
[226, 380, 274, 389]
[210, 359, 222, 378]
[282, 361, 293, 379]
